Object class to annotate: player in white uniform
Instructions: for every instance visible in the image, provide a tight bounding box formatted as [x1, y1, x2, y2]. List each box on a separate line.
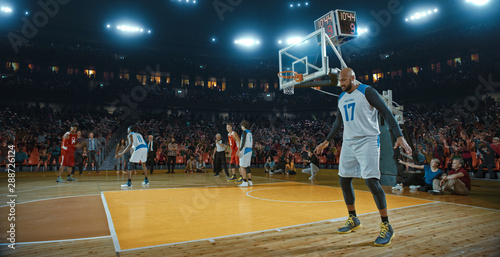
[116, 126, 149, 188]
[237, 120, 253, 187]
[315, 68, 412, 247]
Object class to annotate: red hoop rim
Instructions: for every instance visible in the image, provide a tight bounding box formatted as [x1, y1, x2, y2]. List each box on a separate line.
[278, 71, 303, 82]
[277, 71, 298, 79]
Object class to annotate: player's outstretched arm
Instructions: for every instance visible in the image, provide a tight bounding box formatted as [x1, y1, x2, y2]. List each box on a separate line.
[315, 109, 343, 155]
[398, 159, 424, 170]
[365, 87, 412, 154]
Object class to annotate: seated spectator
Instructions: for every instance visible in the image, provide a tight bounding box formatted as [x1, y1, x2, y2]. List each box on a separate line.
[285, 157, 296, 175]
[15, 147, 28, 171]
[429, 158, 471, 195]
[476, 141, 496, 179]
[185, 155, 197, 173]
[264, 156, 277, 174]
[36, 149, 49, 171]
[157, 150, 166, 168]
[395, 159, 443, 192]
[196, 156, 206, 173]
[491, 137, 500, 157]
[302, 150, 319, 180]
[0, 140, 8, 169]
[48, 142, 61, 171]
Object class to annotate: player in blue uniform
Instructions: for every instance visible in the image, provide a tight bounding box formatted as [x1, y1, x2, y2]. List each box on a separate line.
[116, 126, 149, 188]
[315, 68, 412, 247]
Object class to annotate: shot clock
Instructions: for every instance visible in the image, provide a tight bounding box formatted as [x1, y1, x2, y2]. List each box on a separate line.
[314, 9, 358, 46]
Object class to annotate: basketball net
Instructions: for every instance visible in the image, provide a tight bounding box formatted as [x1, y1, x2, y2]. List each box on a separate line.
[277, 71, 303, 95]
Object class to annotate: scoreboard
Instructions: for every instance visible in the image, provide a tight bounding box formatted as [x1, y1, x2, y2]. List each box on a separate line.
[314, 9, 358, 46]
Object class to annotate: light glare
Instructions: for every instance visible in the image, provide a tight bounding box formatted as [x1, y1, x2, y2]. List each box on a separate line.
[234, 38, 260, 47]
[1, 6, 13, 13]
[286, 37, 303, 45]
[466, 0, 489, 5]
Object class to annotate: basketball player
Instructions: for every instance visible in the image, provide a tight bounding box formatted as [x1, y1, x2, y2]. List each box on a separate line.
[237, 120, 253, 187]
[115, 126, 149, 188]
[226, 123, 240, 181]
[315, 68, 412, 247]
[56, 124, 78, 183]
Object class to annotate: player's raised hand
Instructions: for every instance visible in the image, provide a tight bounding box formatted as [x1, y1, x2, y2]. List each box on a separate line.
[394, 137, 412, 155]
[314, 141, 329, 155]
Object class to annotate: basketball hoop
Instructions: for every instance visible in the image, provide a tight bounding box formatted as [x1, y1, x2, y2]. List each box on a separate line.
[277, 71, 303, 95]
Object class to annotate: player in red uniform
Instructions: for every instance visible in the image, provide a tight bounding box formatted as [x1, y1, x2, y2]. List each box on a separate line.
[56, 124, 78, 183]
[226, 123, 241, 181]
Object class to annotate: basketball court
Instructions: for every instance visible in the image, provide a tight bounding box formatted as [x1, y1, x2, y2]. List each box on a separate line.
[1, 169, 499, 256]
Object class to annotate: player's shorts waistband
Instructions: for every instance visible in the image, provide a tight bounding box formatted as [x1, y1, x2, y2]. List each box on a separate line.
[135, 144, 147, 150]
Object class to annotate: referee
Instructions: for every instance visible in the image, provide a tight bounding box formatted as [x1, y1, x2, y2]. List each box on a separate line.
[212, 133, 229, 177]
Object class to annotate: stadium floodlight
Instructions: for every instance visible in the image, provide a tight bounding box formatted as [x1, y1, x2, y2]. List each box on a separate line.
[286, 37, 302, 45]
[290, 4, 293, 7]
[305, 2, 308, 5]
[358, 28, 368, 35]
[278, 40, 282, 44]
[107, 24, 111, 28]
[148, 30, 151, 33]
[298, 3, 301, 7]
[25, 11, 29, 15]
[212, 37, 216, 42]
[235, 38, 260, 47]
[1, 6, 13, 13]
[406, 9, 438, 22]
[466, 0, 489, 5]
[115, 25, 147, 33]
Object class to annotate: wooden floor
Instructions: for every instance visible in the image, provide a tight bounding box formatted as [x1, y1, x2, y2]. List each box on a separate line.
[1, 168, 499, 256]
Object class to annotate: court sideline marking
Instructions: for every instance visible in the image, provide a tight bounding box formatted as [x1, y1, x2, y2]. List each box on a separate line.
[0, 236, 112, 246]
[101, 192, 121, 253]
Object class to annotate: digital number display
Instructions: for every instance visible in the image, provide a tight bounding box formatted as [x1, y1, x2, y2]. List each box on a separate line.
[336, 10, 357, 36]
[314, 11, 335, 38]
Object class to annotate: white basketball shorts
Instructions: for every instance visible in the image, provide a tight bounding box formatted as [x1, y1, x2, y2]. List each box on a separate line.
[129, 148, 147, 163]
[338, 135, 380, 179]
[239, 149, 252, 168]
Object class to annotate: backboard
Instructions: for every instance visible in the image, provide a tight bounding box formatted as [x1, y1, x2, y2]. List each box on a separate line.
[278, 28, 329, 91]
[278, 9, 359, 94]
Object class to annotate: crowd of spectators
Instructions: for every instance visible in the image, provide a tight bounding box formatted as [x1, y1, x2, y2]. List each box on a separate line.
[0, 103, 122, 171]
[125, 92, 499, 180]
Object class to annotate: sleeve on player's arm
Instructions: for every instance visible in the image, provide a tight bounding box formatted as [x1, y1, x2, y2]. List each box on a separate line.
[365, 87, 403, 138]
[325, 109, 343, 142]
[240, 131, 247, 149]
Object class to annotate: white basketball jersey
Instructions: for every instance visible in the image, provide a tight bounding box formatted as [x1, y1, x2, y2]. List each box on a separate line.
[241, 130, 253, 149]
[130, 132, 146, 150]
[338, 84, 380, 140]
